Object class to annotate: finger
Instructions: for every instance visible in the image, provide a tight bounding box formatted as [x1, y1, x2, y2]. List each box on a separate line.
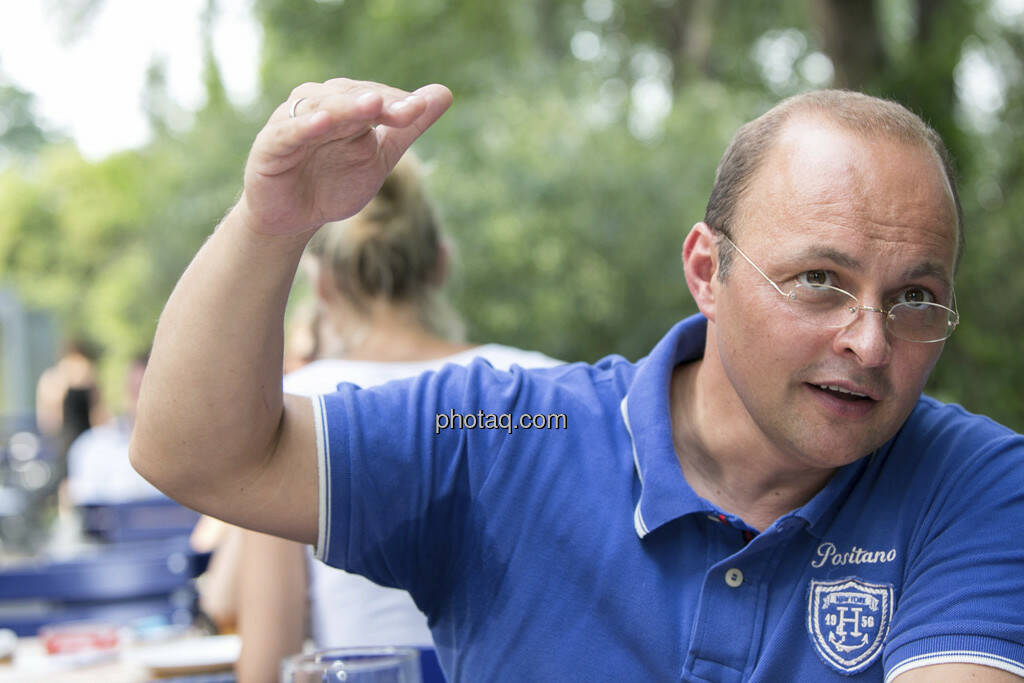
[375, 84, 453, 165]
[291, 85, 443, 153]
[283, 79, 416, 122]
[374, 83, 452, 129]
[322, 77, 417, 103]
[253, 91, 385, 170]
[296, 89, 428, 134]
[412, 84, 454, 127]
[253, 81, 449, 174]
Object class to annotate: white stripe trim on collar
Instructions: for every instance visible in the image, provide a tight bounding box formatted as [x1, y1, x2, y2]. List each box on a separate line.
[620, 396, 649, 538]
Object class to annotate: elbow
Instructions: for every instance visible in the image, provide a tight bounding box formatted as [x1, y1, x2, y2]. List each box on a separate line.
[128, 428, 180, 500]
[128, 431, 159, 487]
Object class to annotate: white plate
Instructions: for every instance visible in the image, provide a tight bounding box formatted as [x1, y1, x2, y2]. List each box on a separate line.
[126, 634, 241, 675]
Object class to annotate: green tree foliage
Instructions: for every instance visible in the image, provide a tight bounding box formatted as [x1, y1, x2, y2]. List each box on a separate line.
[927, 4, 1024, 429]
[0, 6, 259, 405]
[421, 77, 756, 361]
[0, 0, 1021, 429]
[0, 74, 61, 165]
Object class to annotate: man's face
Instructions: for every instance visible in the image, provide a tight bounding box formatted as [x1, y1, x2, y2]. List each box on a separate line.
[709, 117, 958, 469]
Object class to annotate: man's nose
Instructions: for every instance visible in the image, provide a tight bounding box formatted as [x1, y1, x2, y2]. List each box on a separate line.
[833, 305, 893, 367]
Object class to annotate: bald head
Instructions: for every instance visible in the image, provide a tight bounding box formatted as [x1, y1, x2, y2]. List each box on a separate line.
[704, 90, 963, 274]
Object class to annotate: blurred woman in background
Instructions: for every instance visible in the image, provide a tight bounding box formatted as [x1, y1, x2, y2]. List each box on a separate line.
[233, 154, 560, 682]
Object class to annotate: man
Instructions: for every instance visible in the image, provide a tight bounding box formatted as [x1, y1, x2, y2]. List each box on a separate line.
[132, 79, 1024, 681]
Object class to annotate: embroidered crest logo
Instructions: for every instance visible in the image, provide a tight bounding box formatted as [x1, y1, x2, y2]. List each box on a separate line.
[807, 577, 893, 674]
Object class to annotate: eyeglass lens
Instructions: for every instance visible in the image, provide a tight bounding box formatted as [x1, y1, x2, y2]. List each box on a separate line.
[788, 284, 955, 342]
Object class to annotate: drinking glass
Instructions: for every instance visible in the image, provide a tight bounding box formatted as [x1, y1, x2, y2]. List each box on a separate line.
[280, 646, 423, 683]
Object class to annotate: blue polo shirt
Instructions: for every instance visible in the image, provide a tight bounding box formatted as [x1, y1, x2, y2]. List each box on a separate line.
[312, 314, 1024, 681]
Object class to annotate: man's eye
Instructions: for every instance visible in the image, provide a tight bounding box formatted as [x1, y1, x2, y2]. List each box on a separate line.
[897, 287, 935, 305]
[797, 270, 834, 287]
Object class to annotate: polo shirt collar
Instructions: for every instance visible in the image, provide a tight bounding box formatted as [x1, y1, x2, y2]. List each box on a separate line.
[622, 314, 872, 540]
[792, 453, 871, 538]
[622, 314, 710, 538]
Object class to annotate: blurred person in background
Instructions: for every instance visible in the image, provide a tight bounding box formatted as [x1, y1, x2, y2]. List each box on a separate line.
[35, 338, 107, 485]
[282, 300, 324, 375]
[232, 154, 561, 681]
[65, 352, 160, 506]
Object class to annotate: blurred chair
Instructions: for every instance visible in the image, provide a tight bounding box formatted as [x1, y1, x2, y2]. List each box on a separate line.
[0, 534, 209, 636]
[79, 496, 200, 543]
[0, 403, 209, 638]
[0, 420, 60, 555]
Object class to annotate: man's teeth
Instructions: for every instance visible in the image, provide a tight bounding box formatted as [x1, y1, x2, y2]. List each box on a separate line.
[818, 384, 869, 398]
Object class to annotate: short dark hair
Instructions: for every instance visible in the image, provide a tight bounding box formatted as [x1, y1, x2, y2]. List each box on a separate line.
[704, 90, 963, 278]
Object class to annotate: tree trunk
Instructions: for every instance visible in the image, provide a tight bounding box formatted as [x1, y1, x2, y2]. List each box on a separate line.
[810, 0, 886, 90]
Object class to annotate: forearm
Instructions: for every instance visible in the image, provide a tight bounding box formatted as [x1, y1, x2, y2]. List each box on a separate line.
[132, 78, 449, 541]
[131, 201, 308, 522]
[235, 530, 309, 683]
[893, 663, 1023, 681]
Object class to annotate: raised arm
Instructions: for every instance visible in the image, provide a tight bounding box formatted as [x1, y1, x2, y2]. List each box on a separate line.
[130, 79, 452, 544]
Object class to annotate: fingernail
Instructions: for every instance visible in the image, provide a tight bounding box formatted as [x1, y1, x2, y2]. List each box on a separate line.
[389, 95, 421, 113]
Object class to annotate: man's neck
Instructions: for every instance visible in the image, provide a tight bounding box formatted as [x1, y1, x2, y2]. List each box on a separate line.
[669, 357, 835, 532]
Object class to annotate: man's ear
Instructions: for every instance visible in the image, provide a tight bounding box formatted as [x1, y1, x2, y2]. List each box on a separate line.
[682, 222, 719, 322]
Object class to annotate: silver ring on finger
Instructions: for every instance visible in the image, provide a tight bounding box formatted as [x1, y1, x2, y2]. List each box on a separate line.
[288, 97, 307, 119]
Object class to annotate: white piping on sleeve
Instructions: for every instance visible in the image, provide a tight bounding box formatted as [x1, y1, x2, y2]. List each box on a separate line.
[885, 651, 1024, 682]
[313, 394, 330, 562]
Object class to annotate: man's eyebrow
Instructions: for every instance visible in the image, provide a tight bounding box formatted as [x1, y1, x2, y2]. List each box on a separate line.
[788, 246, 862, 270]
[788, 248, 953, 288]
[901, 261, 953, 289]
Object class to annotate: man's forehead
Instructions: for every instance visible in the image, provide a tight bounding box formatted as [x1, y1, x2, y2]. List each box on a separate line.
[758, 116, 952, 207]
[771, 114, 903, 168]
[733, 115, 959, 271]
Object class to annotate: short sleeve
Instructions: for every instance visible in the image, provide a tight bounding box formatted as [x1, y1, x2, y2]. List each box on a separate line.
[311, 359, 534, 609]
[882, 411, 1024, 681]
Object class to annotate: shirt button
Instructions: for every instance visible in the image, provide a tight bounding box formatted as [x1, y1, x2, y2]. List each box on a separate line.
[725, 568, 744, 588]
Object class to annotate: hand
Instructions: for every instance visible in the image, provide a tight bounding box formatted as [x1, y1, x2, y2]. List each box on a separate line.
[237, 78, 453, 237]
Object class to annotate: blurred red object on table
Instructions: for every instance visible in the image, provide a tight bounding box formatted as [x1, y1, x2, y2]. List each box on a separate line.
[38, 622, 120, 655]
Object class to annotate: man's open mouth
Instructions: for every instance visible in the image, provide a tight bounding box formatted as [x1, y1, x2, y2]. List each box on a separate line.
[811, 384, 874, 402]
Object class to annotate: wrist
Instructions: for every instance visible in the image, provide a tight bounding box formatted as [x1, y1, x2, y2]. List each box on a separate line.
[224, 196, 316, 256]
